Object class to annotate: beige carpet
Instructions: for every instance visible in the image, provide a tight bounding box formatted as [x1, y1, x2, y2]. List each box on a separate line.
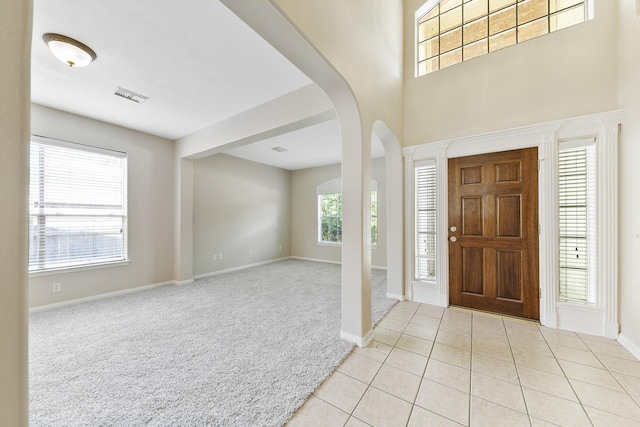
[29, 259, 396, 426]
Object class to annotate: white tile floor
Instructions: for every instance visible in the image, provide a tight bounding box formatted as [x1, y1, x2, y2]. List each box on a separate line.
[287, 302, 640, 427]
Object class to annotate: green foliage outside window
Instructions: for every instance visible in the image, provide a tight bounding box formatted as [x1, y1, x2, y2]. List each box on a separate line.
[319, 191, 377, 246]
[320, 193, 343, 242]
[371, 191, 378, 246]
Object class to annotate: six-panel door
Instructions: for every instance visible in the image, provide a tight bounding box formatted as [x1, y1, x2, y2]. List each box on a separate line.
[448, 148, 539, 320]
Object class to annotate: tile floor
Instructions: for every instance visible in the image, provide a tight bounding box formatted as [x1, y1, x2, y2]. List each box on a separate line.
[286, 301, 640, 427]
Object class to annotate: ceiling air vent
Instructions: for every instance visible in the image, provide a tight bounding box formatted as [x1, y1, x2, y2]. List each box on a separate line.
[114, 86, 148, 104]
[272, 146, 288, 153]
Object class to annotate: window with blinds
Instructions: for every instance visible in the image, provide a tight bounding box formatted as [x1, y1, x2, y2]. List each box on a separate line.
[28, 137, 127, 272]
[416, 162, 437, 281]
[558, 139, 596, 303]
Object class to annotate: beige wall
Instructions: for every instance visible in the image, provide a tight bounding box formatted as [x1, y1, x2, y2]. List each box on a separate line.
[403, 0, 619, 146]
[192, 154, 291, 276]
[291, 158, 387, 268]
[273, 0, 404, 140]
[29, 105, 175, 308]
[618, 1, 640, 350]
[0, 0, 30, 424]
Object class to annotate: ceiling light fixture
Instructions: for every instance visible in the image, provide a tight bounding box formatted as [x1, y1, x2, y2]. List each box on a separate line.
[42, 33, 97, 68]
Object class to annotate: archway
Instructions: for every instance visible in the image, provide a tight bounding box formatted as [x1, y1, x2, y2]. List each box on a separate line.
[221, 0, 374, 345]
[372, 121, 404, 301]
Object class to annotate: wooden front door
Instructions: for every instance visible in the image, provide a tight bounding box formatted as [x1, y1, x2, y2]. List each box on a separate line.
[448, 148, 539, 320]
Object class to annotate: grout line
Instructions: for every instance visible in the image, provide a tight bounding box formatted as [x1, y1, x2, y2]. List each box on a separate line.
[537, 326, 596, 426]
[578, 335, 640, 413]
[301, 304, 640, 426]
[502, 315, 532, 422]
[468, 312, 475, 426]
[405, 304, 461, 427]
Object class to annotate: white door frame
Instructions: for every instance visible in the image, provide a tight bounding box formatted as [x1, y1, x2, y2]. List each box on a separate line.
[403, 110, 623, 338]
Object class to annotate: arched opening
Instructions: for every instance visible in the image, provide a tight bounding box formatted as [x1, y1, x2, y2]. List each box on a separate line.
[220, 0, 375, 345]
[372, 121, 404, 301]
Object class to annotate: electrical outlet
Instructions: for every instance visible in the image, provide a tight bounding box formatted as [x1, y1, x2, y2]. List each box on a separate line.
[219, 253, 223, 260]
[52, 282, 61, 293]
[249, 249, 253, 256]
[213, 254, 217, 261]
[278, 245, 282, 252]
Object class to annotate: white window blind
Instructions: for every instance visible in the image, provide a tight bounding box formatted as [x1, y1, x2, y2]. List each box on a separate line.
[28, 137, 127, 272]
[558, 139, 596, 303]
[416, 162, 437, 281]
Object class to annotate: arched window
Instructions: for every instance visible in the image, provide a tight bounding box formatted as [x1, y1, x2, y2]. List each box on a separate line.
[416, 0, 587, 76]
[317, 179, 378, 247]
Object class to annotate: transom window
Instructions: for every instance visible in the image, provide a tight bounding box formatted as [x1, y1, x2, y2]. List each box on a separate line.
[416, 0, 586, 76]
[28, 137, 128, 272]
[317, 179, 378, 247]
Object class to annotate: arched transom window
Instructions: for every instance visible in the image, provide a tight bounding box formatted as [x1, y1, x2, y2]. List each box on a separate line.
[416, 0, 587, 76]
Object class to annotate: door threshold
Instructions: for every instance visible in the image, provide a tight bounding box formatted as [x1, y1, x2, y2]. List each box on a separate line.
[448, 305, 541, 325]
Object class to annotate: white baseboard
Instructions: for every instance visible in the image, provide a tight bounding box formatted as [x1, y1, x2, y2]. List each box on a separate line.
[386, 292, 404, 301]
[193, 257, 291, 280]
[618, 333, 640, 360]
[604, 321, 620, 340]
[290, 256, 387, 271]
[172, 279, 194, 286]
[341, 328, 375, 348]
[290, 256, 341, 265]
[29, 281, 174, 313]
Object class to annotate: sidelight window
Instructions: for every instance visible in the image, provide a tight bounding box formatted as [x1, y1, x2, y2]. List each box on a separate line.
[416, 0, 587, 76]
[558, 138, 596, 303]
[415, 162, 437, 281]
[28, 137, 128, 272]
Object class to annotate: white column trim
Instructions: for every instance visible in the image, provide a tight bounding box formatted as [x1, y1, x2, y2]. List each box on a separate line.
[435, 150, 450, 307]
[538, 133, 559, 329]
[599, 123, 620, 338]
[404, 152, 415, 302]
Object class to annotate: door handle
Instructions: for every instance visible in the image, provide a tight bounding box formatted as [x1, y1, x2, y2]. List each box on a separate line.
[449, 236, 457, 242]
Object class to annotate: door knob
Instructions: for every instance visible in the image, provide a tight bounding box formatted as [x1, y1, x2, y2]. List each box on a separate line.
[450, 226, 457, 232]
[450, 236, 457, 242]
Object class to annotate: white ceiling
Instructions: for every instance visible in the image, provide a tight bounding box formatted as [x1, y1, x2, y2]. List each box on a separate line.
[223, 117, 386, 171]
[31, 0, 385, 170]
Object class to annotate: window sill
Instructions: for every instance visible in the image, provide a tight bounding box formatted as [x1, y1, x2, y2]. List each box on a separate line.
[412, 279, 437, 287]
[317, 241, 342, 247]
[29, 260, 130, 277]
[556, 300, 602, 313]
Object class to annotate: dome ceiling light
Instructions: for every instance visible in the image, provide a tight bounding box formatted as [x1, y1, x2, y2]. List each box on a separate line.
[42, 33, 97, 68]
